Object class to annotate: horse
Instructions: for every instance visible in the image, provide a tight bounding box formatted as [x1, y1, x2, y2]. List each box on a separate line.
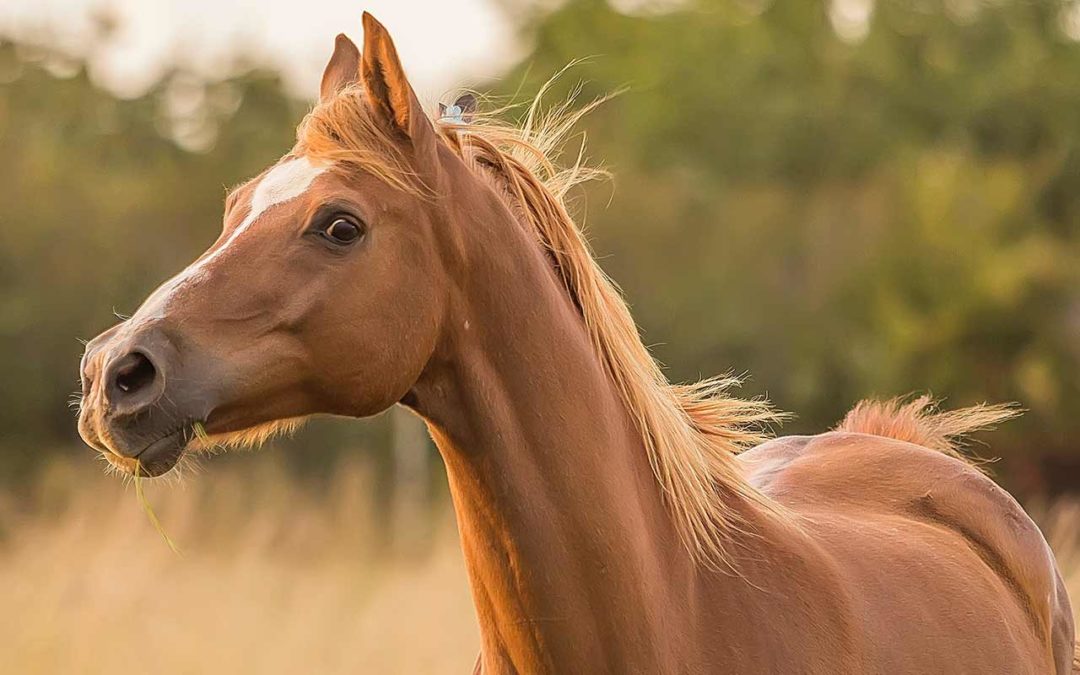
[77, 13, 1075, 674]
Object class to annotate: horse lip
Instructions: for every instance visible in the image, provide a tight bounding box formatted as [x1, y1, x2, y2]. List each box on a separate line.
[130, 427, 189, 477]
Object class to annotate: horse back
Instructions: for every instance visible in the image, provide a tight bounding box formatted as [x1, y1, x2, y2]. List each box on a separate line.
[740, 432, 1075, 674]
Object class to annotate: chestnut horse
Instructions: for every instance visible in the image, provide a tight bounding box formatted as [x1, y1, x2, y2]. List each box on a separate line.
[78, 13, 1075, 674]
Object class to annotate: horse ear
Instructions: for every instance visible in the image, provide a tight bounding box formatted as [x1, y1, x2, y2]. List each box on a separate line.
[360, 12, 435, 147]
[320, 34, 361, 102]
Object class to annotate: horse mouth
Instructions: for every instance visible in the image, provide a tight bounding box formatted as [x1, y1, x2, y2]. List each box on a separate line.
[104, 427, 191, 477]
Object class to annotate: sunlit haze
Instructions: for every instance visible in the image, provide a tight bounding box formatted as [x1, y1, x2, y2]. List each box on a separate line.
[0, 0, 518, 100]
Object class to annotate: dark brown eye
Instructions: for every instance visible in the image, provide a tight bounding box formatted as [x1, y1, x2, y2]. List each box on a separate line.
[323, 217, 362, 244]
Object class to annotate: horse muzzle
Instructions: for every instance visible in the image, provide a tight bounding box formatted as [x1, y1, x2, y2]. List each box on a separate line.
[78, 321, 210, 477]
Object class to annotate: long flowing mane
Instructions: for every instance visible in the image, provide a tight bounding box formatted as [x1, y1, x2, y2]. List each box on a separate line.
[296, 83, 786, 567]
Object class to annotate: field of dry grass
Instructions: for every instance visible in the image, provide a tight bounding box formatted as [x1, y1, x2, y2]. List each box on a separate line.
[0, 455, 478, 674]
[0, 453, 1077, 674]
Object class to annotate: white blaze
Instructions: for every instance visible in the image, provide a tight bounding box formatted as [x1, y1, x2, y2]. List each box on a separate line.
[136, 156, 329, 318]
[205, 155, 329, 269]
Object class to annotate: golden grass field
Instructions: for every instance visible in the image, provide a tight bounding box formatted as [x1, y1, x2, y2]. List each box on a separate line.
[0, 451, 1077, 674]
[0, 455, 478, 674]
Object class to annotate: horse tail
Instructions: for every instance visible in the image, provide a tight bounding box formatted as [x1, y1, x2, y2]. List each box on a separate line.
[835, 395, 1019, 464]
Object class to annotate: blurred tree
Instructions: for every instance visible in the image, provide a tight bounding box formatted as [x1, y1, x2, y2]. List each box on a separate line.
[0, 38, 394, 483]
[2, 0, 1079, 498]
[493, 0, 1080, 494]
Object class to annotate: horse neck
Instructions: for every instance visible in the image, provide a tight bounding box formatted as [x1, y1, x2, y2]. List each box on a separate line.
[408, 204, 703, 672]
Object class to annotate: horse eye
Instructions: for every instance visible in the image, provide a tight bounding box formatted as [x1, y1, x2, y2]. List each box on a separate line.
[323, 217, 362, 244]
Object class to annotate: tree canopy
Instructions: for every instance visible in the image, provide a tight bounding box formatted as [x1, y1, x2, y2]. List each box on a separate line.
[2, 0, 1078, 496]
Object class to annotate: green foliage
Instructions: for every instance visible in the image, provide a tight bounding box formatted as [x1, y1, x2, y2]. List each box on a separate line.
[497, 0, 1080, 492]
[2, 0, 1079, 494]
[0, 40, 349, 480]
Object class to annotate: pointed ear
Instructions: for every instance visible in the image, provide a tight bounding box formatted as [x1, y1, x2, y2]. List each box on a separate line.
[360, 12, 434, 144]
[320, 33, 361, 103]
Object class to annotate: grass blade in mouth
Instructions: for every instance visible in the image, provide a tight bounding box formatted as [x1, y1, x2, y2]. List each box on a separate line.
[193, 421, 209, 443]
[134, 458, 181, 555]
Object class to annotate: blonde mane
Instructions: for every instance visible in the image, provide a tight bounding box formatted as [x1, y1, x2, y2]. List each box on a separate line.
[837, 395, 1020, 469]
[296, 84, 786, 567]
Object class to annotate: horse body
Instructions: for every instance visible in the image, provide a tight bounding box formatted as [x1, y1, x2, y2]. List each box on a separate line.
[406, 128, 1071, 669]
[743, 432, 1074, 674]
[413, 202, 1070, 670]
[75, 13, 1075, 674]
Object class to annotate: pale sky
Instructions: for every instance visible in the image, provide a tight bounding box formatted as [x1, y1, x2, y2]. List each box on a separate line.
[0, 0, 521, 101]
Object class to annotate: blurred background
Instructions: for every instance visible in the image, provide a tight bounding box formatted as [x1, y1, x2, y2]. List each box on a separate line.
[2, 0, 1080, 672]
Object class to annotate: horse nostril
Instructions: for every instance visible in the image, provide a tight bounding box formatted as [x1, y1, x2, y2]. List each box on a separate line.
[110, 351, 159, 400]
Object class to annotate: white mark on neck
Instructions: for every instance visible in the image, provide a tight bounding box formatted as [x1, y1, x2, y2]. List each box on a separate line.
[137, 156, 329, 318]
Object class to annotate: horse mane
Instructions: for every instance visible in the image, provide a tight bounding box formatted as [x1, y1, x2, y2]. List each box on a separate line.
[837, 395, 1019, 469]
[295, 83, 786, 567]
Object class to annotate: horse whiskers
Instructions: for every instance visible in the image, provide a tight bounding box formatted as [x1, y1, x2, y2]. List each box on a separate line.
[170, 450, 207, 484]
[191, 418, 307, 455]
